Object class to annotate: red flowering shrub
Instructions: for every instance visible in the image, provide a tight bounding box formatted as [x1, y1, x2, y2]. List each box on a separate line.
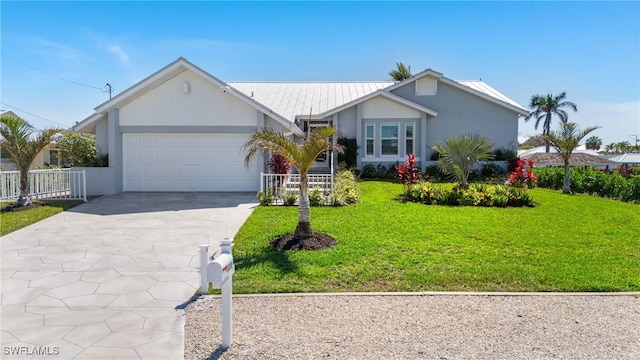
[397, 154, 419, 188]
[268, 153, 290, 174]
[507, 158, 537, 188]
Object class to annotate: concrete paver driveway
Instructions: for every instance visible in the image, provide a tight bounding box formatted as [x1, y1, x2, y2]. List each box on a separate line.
[1, 192, 257, 359]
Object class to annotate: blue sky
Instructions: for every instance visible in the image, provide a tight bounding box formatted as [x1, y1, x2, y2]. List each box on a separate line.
[1, 1, 639, 147]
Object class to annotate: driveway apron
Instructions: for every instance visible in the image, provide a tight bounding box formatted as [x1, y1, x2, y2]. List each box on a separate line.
[1, 192, 257, 359]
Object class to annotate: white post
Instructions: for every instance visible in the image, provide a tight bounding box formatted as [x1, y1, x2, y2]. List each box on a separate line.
[199, 244, 209, 295]
[220, 238, 233, 348]
[82, 170, 87, 202]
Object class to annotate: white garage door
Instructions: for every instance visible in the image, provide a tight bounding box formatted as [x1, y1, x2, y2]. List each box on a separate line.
[123, 133, 259, 192]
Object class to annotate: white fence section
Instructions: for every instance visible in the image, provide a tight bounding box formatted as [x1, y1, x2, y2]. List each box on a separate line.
[0, 169, 87, 202]
[260, 173, 333, 200]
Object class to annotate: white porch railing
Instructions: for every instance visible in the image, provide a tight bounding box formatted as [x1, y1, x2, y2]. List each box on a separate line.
[260, 173, 333, 202]
[1, 169, 87, 202]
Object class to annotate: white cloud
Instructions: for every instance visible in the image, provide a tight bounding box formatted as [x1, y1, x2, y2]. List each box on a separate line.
[107, 44, 130, 65]
[82, 29, 131, 66]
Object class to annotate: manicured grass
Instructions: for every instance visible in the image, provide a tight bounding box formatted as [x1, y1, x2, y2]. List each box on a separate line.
[231, 181, 640, 293]
[0, 200, 85, 236]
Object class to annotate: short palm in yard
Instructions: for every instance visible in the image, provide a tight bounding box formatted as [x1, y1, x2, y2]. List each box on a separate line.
[230, 181, 640, 293]
[243, 126, 343, 250]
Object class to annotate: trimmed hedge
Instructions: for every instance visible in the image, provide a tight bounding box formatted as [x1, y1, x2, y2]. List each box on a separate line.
[533, 167, 640, 203]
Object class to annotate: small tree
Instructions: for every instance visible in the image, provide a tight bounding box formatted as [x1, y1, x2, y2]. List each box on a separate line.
[0, 115, 62, 206]
[243, 127, 343, 241]
[432, 134, 494, 189]
[389, 62, 412, 81]
[57, 132, 97, 167]
[546, 122, 599, 194]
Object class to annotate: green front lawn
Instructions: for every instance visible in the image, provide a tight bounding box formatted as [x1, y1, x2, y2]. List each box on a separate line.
[231, 181, 640, 293]
[0, 200, 85, 236]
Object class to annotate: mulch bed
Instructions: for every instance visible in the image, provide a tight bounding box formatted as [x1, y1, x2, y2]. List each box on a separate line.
[271, 233, 337, 251]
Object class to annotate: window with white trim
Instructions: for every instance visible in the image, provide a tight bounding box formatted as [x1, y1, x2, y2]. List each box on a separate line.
[381, 123, 399, 156]
[365, 123, 374, 156]
[405, 123, 414, 156]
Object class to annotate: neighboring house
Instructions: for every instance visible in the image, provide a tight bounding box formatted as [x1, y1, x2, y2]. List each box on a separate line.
[73, 57, 527, 194]
[1, 111, 60, 171]
[608, 153, 640, 167]
[518, 146, 617, 169]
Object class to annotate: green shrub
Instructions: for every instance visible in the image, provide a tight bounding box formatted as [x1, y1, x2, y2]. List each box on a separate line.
[492, 195, 509, 207]
[481, 162, 505, 179]
[534, 167, 639, 203]
[328, 191, 345, 206]
[332, 170, 359, 205]
[282, 191, 298, 206]
[361, 164, 376, 179]
[257, 189, 274, 206]
[438, 190, 461, 206]
[337, 137, 358, 169]
[308, 187, 325, 206]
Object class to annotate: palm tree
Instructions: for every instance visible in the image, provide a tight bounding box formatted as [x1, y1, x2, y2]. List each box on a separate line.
[243, 127, 343, 240]
[0, 114, 62, 206]
[585, 136, 602, 151]
[546, 122, 599, 194]
[389, 62, 412, 81]
[524, 92, 577, 153]
[432, 134, 494, 189]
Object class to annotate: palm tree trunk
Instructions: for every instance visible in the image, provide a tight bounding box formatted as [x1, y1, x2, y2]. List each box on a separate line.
[562, 160, 571, 194]
[293, 174, 313, 240]
[18, 168, 32, 206]
[545, 113, 552, 153]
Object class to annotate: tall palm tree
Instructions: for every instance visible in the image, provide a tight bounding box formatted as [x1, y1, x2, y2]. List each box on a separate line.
[243, 127, 343, 240]
[389, 62, 412, 81]
[0, 114, 62, 206]
[524, 92, 577, 153]
[432, 134, 494, 189]
[546, 122, 599, 194]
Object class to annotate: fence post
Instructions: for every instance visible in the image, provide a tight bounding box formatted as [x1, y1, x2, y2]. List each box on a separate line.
[82, 170, 87, 202]
[199, 244, 209, 295]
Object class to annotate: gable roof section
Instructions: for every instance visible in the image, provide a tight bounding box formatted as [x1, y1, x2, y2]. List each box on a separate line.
[385, 68, 528, 116]
[74, 57, 302, 135]
[317, 89, 438, 119]
[74, 58, 526, 133]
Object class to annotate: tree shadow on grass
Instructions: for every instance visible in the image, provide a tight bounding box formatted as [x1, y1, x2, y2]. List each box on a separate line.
[234, 243, 299, 275]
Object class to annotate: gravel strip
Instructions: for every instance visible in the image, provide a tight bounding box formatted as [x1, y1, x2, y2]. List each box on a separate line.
[185, 293, 640, 359]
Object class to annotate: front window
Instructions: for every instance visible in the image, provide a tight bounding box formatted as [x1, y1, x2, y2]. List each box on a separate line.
[365, 123, 374, 156]
[381, 123, 399, 156]
[405, 123, 414, 156]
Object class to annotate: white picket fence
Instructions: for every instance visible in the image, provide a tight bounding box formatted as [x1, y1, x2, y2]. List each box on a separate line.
[0, 169, 87, 202]
[260, 173, 333, 203]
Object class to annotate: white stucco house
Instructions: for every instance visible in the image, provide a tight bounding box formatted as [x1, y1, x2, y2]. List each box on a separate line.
[73, 57, 527, 194]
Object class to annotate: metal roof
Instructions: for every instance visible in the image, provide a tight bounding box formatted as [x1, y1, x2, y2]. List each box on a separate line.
[457, 81, 527, 111]
[229, 79, 527, 123]
[609, 153, 640, 164]
[227, 82, 393, 122]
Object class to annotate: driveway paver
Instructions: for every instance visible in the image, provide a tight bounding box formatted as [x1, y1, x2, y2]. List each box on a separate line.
[1, 192, 257, 359]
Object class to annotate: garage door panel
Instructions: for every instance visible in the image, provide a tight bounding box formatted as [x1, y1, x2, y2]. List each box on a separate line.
[124, 133, 259, 192]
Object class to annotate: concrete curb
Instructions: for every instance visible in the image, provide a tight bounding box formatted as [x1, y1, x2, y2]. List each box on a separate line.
[203, 291, 640, 298]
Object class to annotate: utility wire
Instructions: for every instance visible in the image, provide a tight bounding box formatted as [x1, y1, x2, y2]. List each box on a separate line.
[0, 102, 70, 129]
[5, 55, 106, 91]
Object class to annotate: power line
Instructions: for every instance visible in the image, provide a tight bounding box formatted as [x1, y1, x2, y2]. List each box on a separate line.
[5, 55, 106, 92]
[0, 102, 70, 129]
